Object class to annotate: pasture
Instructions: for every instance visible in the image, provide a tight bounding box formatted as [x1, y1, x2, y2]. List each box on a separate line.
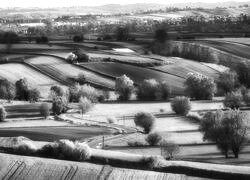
[0, 63, 60, 97]
[81, 62, 185, 94]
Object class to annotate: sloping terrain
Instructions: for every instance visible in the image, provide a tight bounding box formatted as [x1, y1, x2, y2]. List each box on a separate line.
[151, 57, 220, 79]
[81, 62, 185, 94]
[0, 63, 61, 98]
[0, 153, 186, 180]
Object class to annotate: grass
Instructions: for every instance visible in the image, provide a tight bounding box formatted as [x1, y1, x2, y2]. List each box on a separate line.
[204, 38, 250, 45]
[152, 57, 220, 79]
[81, 62, 185, 95]
[0, 63, 60, 98]
[0, 126, 115, 142]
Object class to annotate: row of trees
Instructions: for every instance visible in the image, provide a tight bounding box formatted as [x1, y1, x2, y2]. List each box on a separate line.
[0, 78, 40, 102]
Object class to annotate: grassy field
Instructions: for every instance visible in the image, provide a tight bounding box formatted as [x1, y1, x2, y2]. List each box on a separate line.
[0, 63, 61, 98]
[81, 62, 185, 94]
[204, 38, 250, 45]
[191, 40, 250, 59]
[0, 153, 187, 180]
[27, 56, 115, 89]
[0, 126, 115, 142]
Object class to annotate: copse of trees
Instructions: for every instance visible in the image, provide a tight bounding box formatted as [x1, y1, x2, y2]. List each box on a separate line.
[78, 97, 93, 116]
[15, 78, 29, 101]
[0, 31, 19, 44]
[217, 70, 239, 94]
[50, 85, 64, 97]
[52, 96, 68, 115]
[116, 27, 131, 41]
[185, 73, 216, 100]
[115, 75, 135, 101]
[36, 36, 49, 44]
[0, 106, 7, 122]
[137, 79, 171, 101]
[154, 29, 168, 43]
[73, 35, 84, 42]
[0, 79, 15, 102]
[235, 62, 250, 88]
[223, 90, 244, 109]
[134, 112, 155, 133]
[171, 96, 191, 115]
[28, 88, 40, 102]
[200, 110, 249, 158]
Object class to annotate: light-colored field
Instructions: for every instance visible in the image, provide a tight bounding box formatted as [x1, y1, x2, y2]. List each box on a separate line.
[204, 38, 250, 45]
[0, 43, 69, 50]
[86, 101, 223, 117]
[152, 57, 220, 79]
[0, 63, 60, 97]
[81, 62, 185, 94]
[27, 56, 115, 89]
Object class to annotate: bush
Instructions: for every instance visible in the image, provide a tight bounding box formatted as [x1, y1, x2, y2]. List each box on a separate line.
[40, 103, 50, 119]
[171, 96, 191, 115]
[235, 62, 250, 88]
[127, 140, 145, 147]
[13, 141, 37, 155]
[39, 140, 91, 161]
[107, 117, 116, 124]
[217, 70, 238, 94]
[154, 29, 168, 43]
[137, 79, 171, 101]
[72, 49, 89, 62]
[50, 85, 64, 97]
[185, 73, 216, 100]
[160, 140, 180, 159]
[0, 106, 7, 122]
[36, 36, 49, 43]
[52, 96, 68, 115]
[78, 97, 93, 115]
[69, 83, 100, 103]
[0, 79, 15, 102]
[137, 79, 160, 101]
[115, 75, 135, 101]
[0, 31, 19, 44]
[73, 35, 84, 42]
[200, 110, 248, 158]
[145, 133, 162, 146]
[134, 112, 155, 133]
[223, 91, 244, 109]
[28, 88, 40, 102]
[15, 78, 29, 101]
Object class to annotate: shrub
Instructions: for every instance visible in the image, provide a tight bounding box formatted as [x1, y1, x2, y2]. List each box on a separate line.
[115, 75, 135, 101]
[116, 27, 130, 41]
[154, 29, 168, 43]
[72, 49, 89, 62]
[160, 140, 180, 159]
[69, 83, 100, 103]
[36, 36, 49, 43]
[200, 110, 249, 158]
[50, 85, 64, 97]
[78, 97, 93, 115]
[223, 91, 244, 109]
[28, 88, 40, 102]
[40, 103, 50, 119]
[159, 81, 171, 100]
[107, 117, 116, 124]
[171, 96, 191, 115]
[235, 62, 250, 88]
[15, 78, 29, 101]
[134, 112, 155, 133]
[137, 79, 160, 101]
[145, 133, 162, 146]
[73, 35, 84, 42]
[0, 31, 19, 44]
[13, 141, 37, 155]
[77, 73, 86, 85]
[52, 96, 68, 115]
[66, 52, 78, 63]
[0, 79, 15, 102]
[217, 70, 238, 94]
[39, 140, 91, 161]
[127, 140, 145, 147]
[185, 73, 216, 100]
[0, 106, 7, 122]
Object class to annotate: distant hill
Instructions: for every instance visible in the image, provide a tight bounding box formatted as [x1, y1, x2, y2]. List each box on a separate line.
[0, 1, 250, 18]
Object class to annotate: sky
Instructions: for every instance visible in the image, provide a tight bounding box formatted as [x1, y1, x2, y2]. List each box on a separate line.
[0, 0, 249, 8]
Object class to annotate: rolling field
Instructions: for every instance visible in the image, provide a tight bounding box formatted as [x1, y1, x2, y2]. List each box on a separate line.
[0, 63, 61, 97]
[152, 57, 220, 79]
[81, 62, 185, 94]
[191, 40, 250, 59]
[0, 153, 187, 180]
[0, 126, 115, 142]
[27, 56, 116, 89]
[204, 38, 250, 45]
